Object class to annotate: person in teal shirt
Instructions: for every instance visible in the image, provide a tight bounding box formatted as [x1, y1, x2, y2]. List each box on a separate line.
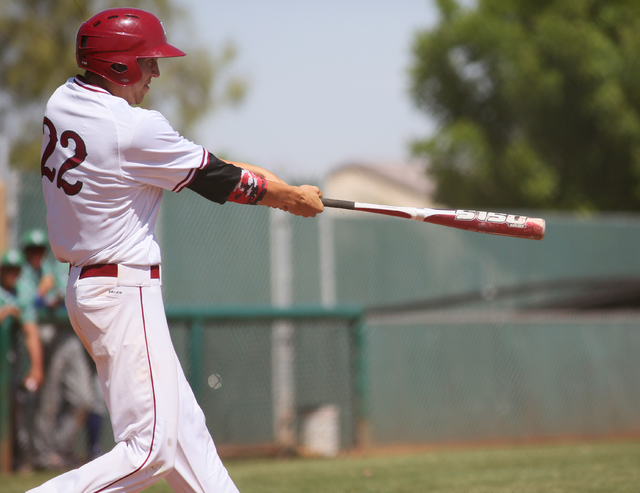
[18, 229, 65, 312]
[0, 248, 44, 471]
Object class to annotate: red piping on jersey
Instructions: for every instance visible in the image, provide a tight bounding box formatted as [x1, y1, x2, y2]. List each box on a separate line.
[73, 77, 111, 95]
[173, 168, 196, 193]
[173, 148, 209, 192]
[94, 288, 158, 492]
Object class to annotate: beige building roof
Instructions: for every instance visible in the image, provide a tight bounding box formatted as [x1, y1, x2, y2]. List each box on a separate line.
[323, 161, 439, 209]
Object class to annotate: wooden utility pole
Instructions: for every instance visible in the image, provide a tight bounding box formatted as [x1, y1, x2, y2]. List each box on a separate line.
[0, 179, 7, 254]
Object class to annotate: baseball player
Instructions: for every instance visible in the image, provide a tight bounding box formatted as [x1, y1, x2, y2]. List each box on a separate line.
[30, 7, 322, 493]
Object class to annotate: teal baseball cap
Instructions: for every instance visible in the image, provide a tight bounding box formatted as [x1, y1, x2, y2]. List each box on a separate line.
[21, 229, 49, 249]
[1, 248, 25, 268]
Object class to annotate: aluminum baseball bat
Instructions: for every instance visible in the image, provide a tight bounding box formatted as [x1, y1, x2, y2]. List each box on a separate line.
[321, 198, 546, 241]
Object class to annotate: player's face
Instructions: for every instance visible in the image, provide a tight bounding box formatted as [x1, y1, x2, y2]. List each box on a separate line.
[24, 246, 46, 269]
[115, 58, 160, 105]
[134, 58, 160, 104]
[0, 267, 21, 290]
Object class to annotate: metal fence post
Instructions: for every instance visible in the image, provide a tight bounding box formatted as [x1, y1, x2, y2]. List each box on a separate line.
[270, 209, 296, 452]
[350, 314, 370, 449]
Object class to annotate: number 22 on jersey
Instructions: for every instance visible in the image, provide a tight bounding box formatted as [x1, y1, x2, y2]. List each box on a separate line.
[41, 117, 86, 196]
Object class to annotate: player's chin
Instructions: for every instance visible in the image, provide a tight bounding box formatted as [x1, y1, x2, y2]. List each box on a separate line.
[136, 86, 150, 104]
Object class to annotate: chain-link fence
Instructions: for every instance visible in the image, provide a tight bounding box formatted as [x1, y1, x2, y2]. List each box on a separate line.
[2, 171, 640, 471]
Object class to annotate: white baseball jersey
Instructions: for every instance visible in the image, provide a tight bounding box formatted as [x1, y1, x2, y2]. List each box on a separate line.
[41, 76, 208, 267]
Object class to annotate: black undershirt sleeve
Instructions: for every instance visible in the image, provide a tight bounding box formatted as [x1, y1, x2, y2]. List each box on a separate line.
[186, 153, 242, 204]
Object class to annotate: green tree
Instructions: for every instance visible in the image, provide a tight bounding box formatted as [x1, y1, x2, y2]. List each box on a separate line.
[0, 0, 246, 171]
[410, 0, 640, 211]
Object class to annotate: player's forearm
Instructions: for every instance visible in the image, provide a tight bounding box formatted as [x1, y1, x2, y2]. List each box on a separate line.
[23, 321, 44, 390]
[225, 161, 287, 184]
[188, 156, 322, 216]
[37, 274, 56, 298]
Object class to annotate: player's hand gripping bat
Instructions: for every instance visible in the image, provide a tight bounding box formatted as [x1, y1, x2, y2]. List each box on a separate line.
[321, 198, 546, 241]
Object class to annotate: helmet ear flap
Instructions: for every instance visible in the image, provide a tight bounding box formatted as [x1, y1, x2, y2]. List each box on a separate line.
[115, 58, 141, 85]
[108, 60, 142, 85]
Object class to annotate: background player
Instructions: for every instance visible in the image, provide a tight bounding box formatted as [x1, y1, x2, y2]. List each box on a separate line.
[0, 248, 43, 472]
[30, 7, 323, 493]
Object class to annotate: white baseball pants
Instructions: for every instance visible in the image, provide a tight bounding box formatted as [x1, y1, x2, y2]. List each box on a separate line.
[28, 265, 239, 493]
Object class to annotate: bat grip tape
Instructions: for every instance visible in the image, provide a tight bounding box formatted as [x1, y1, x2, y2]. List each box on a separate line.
[321, 198, 355, 210]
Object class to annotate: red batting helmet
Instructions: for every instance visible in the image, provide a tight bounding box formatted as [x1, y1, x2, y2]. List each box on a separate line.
[76, 8, 186, 86]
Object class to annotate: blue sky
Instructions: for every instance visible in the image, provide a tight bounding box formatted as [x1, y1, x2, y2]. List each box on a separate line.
[173, 0, 440, 182]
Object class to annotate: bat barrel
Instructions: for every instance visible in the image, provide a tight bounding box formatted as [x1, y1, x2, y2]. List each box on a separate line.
[321, 198, 546, 241]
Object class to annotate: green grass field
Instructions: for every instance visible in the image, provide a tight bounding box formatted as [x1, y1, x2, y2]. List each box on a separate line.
[5, 440, 640, 493]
